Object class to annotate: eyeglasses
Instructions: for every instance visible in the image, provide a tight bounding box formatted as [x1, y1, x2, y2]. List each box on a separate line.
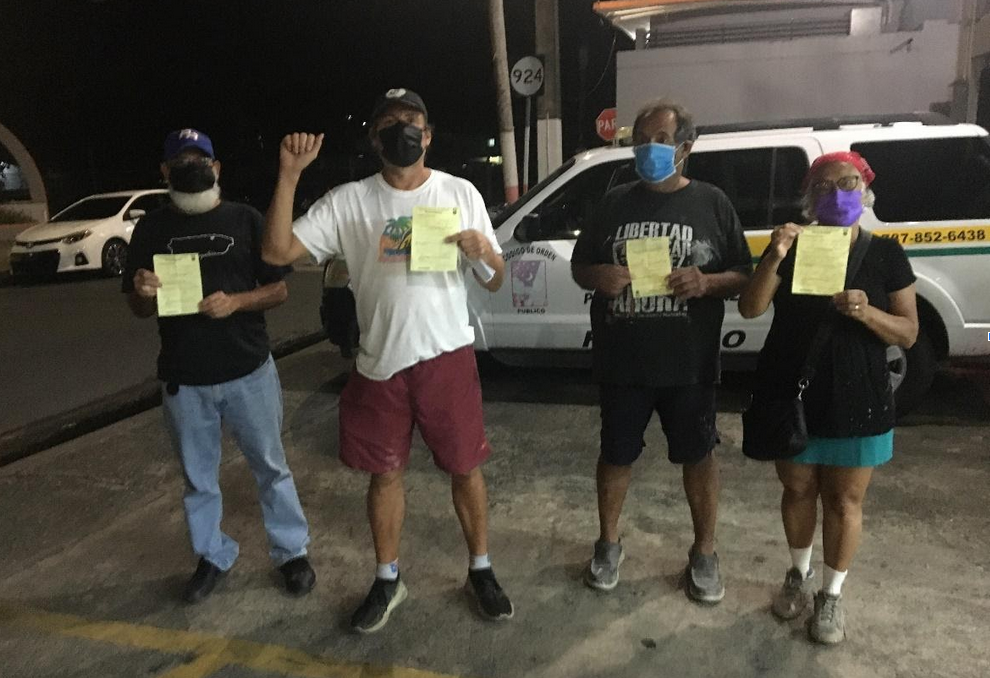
[810, 176, 861, 193]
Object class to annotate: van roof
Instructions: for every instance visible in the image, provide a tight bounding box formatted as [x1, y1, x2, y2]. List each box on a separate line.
[574, 116, 987, 165]
[696, 112, 954, 135]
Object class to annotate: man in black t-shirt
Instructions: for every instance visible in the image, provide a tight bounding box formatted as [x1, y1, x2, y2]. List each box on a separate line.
[122, 129, 314, 603]
[571, 100, 752, 604]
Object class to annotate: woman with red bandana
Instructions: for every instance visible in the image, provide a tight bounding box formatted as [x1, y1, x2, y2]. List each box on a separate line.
[739, 152, 919, 644]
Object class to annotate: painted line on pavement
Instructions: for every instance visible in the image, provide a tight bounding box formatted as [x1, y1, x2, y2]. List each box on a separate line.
[0, 601, 463, 678]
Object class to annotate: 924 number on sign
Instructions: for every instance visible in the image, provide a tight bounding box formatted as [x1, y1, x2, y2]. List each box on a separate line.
[510, 56, 545, 97]
[512, 68, 542, 88]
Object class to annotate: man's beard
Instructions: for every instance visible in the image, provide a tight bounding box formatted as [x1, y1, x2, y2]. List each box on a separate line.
[169, 184, 221, 215]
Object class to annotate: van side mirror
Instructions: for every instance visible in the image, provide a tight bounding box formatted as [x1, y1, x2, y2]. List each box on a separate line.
[125, 209, 146, 221]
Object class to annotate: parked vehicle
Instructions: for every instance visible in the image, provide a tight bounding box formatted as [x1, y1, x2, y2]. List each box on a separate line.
[322, 115, 990, 416]
[9, 190, 168, 277]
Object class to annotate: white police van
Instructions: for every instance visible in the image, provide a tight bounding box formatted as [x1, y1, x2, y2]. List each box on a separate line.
[324, 114, 990, 415]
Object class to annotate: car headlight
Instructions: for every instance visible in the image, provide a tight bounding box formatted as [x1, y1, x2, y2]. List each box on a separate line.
[61, 230, 92, 244]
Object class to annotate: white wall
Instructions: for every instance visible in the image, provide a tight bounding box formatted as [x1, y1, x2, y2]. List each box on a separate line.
[616, 21, 960, 127]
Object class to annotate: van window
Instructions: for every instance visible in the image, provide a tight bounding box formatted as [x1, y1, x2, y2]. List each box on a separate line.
[852, 137, 990, 222]
[686, 147, 809, 230]
[516, 160, 629, 242]
[492, 158, 574, 230]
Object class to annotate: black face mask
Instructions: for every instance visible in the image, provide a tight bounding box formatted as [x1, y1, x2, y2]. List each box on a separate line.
[377, 122, 425, 168]
[169, 163, 217, 193]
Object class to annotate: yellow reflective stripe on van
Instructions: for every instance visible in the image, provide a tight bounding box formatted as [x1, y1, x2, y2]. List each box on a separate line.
[745, 226, 990, 263]
[746, 235, 771, 259]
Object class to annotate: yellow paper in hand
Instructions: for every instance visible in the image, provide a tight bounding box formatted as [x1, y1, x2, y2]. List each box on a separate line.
[792, 226, 851, 296]
[153, 253, 203, 317]
[626, 237, 672, 298]
[411, 206, 460, 272]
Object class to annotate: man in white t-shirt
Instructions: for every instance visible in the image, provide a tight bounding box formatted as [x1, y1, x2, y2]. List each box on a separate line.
[262, 88, 512, 633]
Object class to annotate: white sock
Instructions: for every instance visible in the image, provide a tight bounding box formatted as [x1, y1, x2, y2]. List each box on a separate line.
[789, 546, 813, 577]
[469, 553, 491, 571]
[376, 560, 399, 581]
[823, 565, 847, 596]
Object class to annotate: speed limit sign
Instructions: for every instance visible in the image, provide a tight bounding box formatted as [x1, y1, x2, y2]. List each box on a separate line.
[510, 56, 545, 97]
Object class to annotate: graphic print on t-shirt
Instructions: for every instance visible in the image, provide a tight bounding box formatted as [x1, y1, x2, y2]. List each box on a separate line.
[378, 216, 412, 263]
[610, 220, 711, 318]
[168, 234, 235, 258]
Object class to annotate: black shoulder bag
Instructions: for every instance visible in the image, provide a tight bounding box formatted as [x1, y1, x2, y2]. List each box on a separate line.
[741, 229, 872, 461]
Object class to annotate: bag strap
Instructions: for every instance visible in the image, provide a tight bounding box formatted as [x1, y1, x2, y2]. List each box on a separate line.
[796, 228, 873, 393]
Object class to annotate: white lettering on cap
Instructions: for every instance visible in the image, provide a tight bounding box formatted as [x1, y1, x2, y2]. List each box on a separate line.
[385, 88, 407, 99]
[179, 129, 199, 140]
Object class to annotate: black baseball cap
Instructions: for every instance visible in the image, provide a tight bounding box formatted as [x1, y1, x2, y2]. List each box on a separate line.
[370, 88, 428, 123]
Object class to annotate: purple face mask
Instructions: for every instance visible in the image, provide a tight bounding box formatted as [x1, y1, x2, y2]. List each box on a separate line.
[814, 189, 864, 226]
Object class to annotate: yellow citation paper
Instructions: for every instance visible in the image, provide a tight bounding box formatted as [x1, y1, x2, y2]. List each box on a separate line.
[153, 253, 204, 317]
[626, 237, 672, 298]
[792, 226, 852, 296]
[411, 206, 460, 272]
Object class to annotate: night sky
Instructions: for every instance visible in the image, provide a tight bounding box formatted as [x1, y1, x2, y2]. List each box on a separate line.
[2, 0, 628, 209]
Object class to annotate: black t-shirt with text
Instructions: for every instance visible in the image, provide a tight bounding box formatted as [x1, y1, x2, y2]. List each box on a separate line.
[753, 234, 915, 437]
[122, 201, 291, 385]
[572, 180, 752, 387]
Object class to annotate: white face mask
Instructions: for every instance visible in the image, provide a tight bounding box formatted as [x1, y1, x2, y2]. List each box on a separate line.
[169, 184, 221, 215]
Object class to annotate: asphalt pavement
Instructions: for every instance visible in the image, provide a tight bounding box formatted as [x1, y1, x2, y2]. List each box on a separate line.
[0, 344, 987, 678]
[0, 266, 325, 463]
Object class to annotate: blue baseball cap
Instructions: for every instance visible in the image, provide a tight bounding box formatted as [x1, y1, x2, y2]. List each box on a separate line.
[163, 128, 215, 161]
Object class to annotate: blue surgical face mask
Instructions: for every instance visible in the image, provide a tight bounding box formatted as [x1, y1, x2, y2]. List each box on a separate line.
[634, 142, 684, 184]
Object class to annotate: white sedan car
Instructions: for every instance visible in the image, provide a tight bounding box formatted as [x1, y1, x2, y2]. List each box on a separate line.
[9, 189, 168, 277]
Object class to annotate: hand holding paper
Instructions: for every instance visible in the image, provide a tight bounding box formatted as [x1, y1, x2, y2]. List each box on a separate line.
[792, 226, 851, 296]
[153, 253, 204, 316]
[411, 206, 460, 272]
[625, 237, 672, 298]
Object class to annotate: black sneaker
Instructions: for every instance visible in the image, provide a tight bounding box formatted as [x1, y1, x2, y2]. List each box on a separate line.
[278, 557, 316, 597]
[183, 558, 226, 604]
[350, 576, 408, 634]
[467, 568, 514, 621]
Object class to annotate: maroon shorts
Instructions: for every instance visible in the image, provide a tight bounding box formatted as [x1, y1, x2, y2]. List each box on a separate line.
[339, 346, 491, 476]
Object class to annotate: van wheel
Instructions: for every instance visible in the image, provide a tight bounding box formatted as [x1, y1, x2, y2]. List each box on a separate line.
[101, 239, 128, 277]
[888, 328, 936, 418]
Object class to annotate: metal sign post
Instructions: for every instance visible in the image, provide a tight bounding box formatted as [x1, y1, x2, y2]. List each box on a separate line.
[510, 55, 545, 195]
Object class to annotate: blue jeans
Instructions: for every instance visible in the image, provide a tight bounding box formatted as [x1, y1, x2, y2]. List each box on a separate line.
[162, 355, 310, 570]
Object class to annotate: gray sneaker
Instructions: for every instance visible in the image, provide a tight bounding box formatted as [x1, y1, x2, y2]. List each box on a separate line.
[584, 539, 625, 591]
[809, 591, 846, 644]
[771, 567, 815, 620]
[685, 548, 725, 604]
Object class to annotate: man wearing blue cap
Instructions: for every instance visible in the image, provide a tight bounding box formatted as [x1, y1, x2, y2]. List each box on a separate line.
[122, 128, 315, 604]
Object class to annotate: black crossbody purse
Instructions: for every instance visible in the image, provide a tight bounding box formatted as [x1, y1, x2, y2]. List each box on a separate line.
[741, 230, 872, 462]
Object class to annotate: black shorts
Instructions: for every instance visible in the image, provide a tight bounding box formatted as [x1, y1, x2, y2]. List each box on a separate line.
[599, 382, 718, 466]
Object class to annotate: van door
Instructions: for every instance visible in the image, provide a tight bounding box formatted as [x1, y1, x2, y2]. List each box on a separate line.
[489, 156, 635, 350]
[685, 138, 821, 361]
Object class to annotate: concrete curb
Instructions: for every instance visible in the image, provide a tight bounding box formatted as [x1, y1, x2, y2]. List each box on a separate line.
[0, 331, 326, 467]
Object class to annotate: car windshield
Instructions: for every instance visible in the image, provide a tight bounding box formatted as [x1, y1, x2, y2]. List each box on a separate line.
[51, 197, 130, 222]
[491, 158, 576, 229]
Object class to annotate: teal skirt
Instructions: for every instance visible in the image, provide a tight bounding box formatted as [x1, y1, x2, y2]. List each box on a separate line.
[791, 430, 894, 468]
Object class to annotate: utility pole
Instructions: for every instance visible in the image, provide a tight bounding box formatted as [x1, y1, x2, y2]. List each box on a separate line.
[488, 0, 520, 203]
[535, 0, 563, 179]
